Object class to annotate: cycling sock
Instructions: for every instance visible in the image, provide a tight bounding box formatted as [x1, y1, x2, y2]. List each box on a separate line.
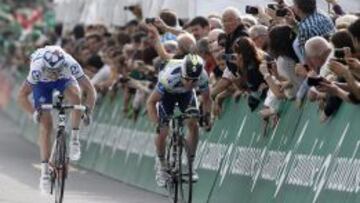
[71, 129, 80, 141]
[40, 162, 49, 176]
[158, 155, 166, 168]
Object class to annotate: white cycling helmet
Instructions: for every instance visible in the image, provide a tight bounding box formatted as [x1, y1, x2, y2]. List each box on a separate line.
[42, 46, 65, 71]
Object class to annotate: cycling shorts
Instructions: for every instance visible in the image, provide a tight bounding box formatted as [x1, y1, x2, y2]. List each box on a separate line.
[31, 78, 75, 109]
[157, 90, 198, 124]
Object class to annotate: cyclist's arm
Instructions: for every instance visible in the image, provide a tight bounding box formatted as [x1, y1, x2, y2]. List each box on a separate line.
[78, 75, 97, 112]
[201, 89, 212, 115]
[146, 90, 162, 123]
[17, 81, 35, 114]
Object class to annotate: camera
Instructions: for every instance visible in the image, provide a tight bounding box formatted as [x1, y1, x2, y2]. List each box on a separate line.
[221, 53, 237, 61]
[307, 76, 324, 86]
[267, 4, 278, 10]
[276, 9, 288, 17]
[334, 48, 347, 65]
[245, 6, 259, 15]
[124, 5, 136, 11]
[264, 55, 275, 69]
[145, 18, 156, 24]
[217, 33, 227, 47]
[334, 48, 345, 59]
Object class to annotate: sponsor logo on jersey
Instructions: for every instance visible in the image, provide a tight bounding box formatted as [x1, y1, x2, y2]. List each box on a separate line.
[31, 70, 41, 81]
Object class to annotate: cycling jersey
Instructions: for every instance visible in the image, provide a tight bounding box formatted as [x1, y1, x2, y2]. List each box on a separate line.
[155, 59, 209, 95]
[26, 46, 85, 85]
[26, 46, 85, 109]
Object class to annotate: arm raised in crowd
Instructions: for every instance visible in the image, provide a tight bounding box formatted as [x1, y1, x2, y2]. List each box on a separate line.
[154, 17, 185, 36]
[146, 24, 174, 60]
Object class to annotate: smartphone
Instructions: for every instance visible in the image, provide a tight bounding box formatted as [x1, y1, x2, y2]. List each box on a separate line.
[276, 9, 288, 17]
[307, 77, 324, 86]
[267, 4, 278, 10]
[145, 18, 156, 24]
[221, 54, 237, 61]
[245, 6, 259, 15]
[334, 48, 345, 59]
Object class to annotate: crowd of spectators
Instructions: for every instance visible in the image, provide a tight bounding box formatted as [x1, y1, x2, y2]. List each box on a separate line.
[2, 0, 360, 132]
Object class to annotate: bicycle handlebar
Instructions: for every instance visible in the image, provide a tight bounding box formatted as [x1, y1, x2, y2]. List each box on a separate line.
[40, 104, 86, 111]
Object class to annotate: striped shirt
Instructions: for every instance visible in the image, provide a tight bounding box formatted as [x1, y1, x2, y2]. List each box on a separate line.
[296, 11, 335, 59]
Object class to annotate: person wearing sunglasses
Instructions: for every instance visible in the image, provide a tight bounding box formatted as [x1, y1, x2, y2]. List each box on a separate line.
[17, 45, 96, 194]
[146, 54, 212, 187]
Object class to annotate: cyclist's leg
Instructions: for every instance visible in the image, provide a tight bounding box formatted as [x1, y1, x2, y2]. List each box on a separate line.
[39, 112, 53, 162]
[156, 92, 175, 166]
[32, 82, 54, 162]
[32, 82, 53, 192]
[63, 81, 81, 131]
[62, 79, 82, 160]
[179, 91, 200, 160]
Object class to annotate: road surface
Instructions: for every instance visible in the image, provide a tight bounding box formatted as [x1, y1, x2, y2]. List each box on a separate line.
[0, 111, 168, 203]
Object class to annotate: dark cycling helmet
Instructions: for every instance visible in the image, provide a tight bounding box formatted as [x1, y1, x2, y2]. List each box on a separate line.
[43, 46, 65, 71]
[181, 54, 204, 80]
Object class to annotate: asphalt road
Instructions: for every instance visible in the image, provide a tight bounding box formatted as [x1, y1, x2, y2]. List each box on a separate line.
[0, 111, 168, 203]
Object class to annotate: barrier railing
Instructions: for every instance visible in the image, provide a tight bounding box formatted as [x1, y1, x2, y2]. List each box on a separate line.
[2, 69, 360, 203]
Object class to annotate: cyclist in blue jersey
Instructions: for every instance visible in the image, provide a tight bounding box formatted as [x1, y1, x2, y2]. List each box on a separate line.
[17, 45, 96, 193]
[146, 54, 212, 187]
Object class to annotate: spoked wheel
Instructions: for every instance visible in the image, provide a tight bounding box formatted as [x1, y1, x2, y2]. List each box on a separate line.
[54, 135, 67, 203]
[178, 138, 193, 203]
[166, 134, 180, 203]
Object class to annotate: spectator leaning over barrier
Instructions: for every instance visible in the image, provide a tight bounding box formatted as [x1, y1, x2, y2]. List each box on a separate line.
[211, 7, 248, 99]
[268, 25, 303, 100]
[212, 36, 266, 112]
[188, 16, 211, 41]
[304, 36, 344, 122]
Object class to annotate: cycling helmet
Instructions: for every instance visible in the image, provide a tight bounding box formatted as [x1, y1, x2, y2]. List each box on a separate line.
[43, 46, 65, 71]
[181, 54, 204, 80]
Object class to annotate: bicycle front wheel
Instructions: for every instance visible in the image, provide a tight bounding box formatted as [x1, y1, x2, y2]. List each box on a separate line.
[179, 137, 193, 203]
[54, 132, 67, 203]
[166, 135, 180, 203]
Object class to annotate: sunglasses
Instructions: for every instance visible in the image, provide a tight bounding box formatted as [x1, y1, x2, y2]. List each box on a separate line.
[182, 77, 198, 82]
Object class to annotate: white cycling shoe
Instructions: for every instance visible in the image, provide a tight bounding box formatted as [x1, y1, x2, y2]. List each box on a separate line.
[155, 166, 169, 187]
[191, 168, 199, 182]
[39, 164, 51, 194]
[69, 139, 81, 161]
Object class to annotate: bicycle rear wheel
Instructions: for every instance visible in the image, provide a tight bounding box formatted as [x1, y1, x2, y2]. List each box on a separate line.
[179, 137, 193, 203]
[54, 132, 67, 203]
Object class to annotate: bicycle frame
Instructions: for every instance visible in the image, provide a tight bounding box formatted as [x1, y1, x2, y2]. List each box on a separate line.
[166, 109, 198, 203]
[41, 91, 86, 203]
